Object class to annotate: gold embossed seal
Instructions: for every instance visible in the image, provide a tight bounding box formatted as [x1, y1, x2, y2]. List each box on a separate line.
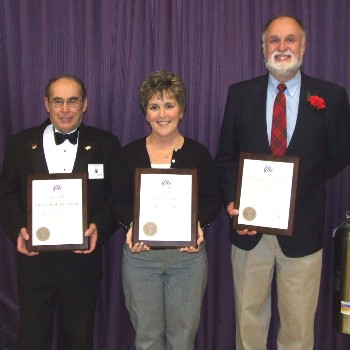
[242, 207, 256, 221]
[36, 227, 50, 241]
[143, 222, 158, 236]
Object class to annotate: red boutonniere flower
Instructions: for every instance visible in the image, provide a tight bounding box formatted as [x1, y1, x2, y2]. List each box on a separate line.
[307, 92, 326, 110]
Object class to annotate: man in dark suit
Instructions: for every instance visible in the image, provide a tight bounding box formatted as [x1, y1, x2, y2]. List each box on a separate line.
[0, 74, 121, 350]
[215, 15, 350, 349]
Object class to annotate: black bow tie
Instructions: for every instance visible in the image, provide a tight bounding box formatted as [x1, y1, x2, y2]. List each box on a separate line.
[54, 129, 79, 145]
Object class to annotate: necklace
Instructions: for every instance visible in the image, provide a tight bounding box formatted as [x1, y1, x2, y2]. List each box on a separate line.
[162, 151, 173, 159]
[147, 135, 183, 161]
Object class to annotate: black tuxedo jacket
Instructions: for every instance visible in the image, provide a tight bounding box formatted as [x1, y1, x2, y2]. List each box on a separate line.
[0, 119, 121, 279]
[216, 73, 350, 257]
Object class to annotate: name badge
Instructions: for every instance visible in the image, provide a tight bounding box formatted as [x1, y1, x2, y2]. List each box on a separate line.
[88, 164, 104, 179]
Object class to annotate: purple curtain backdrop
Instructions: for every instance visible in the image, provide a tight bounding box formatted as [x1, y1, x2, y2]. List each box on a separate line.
[1, 1, 350, 349]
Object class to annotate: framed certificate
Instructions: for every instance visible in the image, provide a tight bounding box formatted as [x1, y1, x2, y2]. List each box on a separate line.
[233, 152, 299, 236]
[27, 173, 89, 252]
[133, 168, 198, 248]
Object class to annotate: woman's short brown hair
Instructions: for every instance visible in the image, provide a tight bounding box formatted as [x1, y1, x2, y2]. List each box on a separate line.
[140, 71, 187, 113]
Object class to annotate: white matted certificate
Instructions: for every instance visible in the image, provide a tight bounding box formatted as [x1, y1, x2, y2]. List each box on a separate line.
[233, 153, 299, 236]
[133, 168, 198, 248]
[27, 173, 88, 251]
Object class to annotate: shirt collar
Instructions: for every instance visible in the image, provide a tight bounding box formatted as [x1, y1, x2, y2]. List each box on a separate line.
[52, 125, 78, 135]
[268, 71, 301, 97]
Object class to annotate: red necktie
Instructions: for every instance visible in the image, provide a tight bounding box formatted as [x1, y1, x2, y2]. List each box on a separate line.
[270, 83, 287, 156]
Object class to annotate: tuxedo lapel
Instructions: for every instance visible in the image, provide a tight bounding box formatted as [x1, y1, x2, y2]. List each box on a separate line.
[73, 126, 96, 172]
[250, 76, 271, 153]
[287, 74, 320, 154]
[25, 124, 49, 173]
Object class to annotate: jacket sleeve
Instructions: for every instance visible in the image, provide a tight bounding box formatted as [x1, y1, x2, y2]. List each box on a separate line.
[88, 133, 121, 245]
[215, 84, 241, 207]
[196, 146, 222, 229]
[112, 142, 142, 230]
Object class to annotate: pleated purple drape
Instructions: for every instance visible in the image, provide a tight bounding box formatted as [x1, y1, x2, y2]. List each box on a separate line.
[1, 1, 350, 349]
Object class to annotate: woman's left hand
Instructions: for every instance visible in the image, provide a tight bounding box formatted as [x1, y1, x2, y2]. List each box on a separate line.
[178, 222, 204, 253]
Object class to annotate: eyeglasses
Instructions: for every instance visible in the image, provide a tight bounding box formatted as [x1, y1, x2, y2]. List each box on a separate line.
[50, 97, 82, 108]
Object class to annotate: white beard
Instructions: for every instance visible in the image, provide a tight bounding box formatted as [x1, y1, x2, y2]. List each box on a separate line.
[265, 50, 303, 78]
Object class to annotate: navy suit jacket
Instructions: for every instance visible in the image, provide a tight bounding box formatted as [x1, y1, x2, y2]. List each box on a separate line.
[0, 119, 121, 279]
[216, 73, 350, 257]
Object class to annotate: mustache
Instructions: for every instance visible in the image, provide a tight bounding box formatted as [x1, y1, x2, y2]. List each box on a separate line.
[271, 50, 294, 59]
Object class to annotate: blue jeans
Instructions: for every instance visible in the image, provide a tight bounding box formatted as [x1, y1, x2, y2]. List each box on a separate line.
[122, 242, 208, 350]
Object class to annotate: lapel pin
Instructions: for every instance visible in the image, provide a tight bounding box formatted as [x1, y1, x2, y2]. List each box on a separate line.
[32, 144, 37, 149]
[85, 146, 91, 150]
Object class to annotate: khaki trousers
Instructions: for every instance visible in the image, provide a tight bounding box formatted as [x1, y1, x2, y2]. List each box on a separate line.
[231, 235, 322, 350]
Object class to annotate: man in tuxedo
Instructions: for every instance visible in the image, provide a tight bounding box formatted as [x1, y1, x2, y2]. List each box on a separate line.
[0, 74, 121, 349]
[215, 15, 350, 349]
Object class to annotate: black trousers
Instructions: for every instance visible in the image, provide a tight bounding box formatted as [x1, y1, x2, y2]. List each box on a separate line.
[16, 253, 100, 350]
